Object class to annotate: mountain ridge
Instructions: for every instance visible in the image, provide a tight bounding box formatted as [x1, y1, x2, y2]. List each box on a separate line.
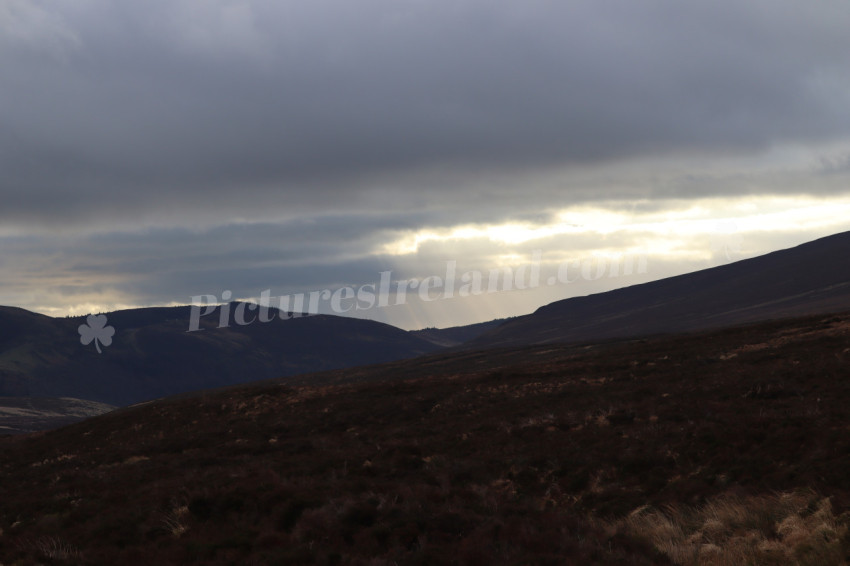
[3, 229, 850, 408]
[469, 229, 850, 348]
[0, 304, 441, 406]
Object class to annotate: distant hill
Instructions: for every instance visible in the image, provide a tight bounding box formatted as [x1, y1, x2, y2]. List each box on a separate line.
[0, 304, 440, 406]
[470, 230, 850, 348]
[409, 317, 511, 347]
[0, 396, 114, 434]
[5, 230, 850, 408]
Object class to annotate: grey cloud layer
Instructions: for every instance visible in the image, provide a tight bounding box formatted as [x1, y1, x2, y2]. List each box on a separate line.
[3, 0, 850, 226]
[4, 1, 850, 325]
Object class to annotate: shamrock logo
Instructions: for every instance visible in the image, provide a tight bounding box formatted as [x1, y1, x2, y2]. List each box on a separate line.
[78, 314, 115, 354]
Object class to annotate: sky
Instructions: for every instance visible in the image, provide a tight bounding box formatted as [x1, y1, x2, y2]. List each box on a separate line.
[2, 0, 850, 330]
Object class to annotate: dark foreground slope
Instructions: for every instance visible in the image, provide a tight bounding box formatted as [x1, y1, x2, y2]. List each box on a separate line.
[0, 304, 440, 406]
[471, 230, 850, 348]
[2, 311, 850, 564]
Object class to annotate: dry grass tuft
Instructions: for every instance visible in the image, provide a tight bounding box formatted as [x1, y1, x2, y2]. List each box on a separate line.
[161, 504, 190, 537]
[610, 490, 850, 565]
[17, 536, 84, 562]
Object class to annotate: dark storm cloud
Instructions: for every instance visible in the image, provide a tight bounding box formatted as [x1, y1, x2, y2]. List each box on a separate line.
[2, 0, 850, 226]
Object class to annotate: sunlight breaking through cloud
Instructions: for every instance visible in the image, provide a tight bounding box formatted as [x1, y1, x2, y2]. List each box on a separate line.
[378, 195, 850, 264]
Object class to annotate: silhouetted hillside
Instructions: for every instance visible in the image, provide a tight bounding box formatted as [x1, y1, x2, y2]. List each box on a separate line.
[471, 230, 850, 348]
[0, 304, 440, 406]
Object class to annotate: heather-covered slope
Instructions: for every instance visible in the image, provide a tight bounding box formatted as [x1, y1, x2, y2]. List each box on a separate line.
[1, 311, 850, 563]
[471, 230, 850, 348]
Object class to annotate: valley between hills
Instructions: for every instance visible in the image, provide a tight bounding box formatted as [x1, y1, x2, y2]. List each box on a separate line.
[2, 232, 850, 564]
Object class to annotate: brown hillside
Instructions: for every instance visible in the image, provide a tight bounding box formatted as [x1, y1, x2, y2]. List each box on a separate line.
[1, 312, 850, 564]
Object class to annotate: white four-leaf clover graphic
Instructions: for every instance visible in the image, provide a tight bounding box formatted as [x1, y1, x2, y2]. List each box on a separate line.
[78, 314, 115, 354]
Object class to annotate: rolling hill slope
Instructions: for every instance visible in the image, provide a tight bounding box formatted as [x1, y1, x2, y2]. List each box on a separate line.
[1, 311, 849, 563]
[471, 230, 850, 348]
[0, 304, 440, 406]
